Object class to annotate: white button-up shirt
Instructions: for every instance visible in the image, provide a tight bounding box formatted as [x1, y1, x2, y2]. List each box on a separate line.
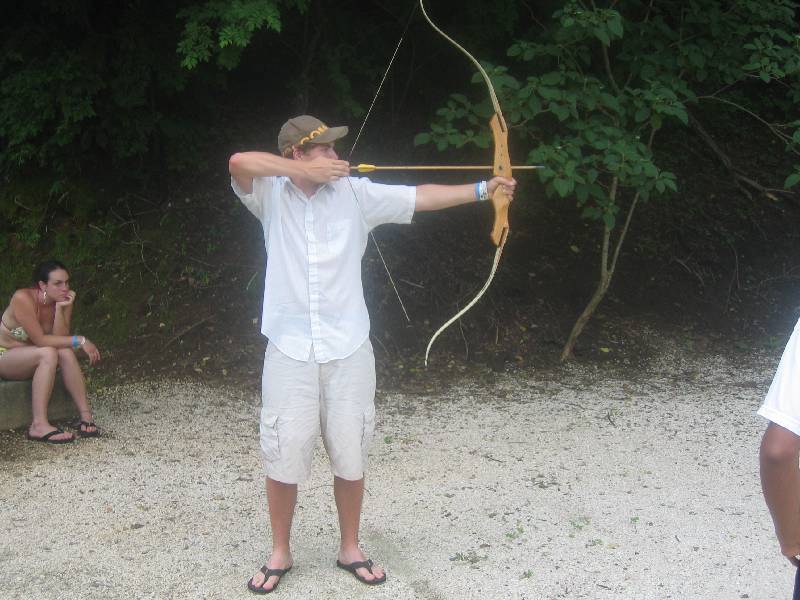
[232, 175, 415, 363]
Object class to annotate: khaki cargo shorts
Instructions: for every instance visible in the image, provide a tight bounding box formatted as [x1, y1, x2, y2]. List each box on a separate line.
[260, 340, 376, 484]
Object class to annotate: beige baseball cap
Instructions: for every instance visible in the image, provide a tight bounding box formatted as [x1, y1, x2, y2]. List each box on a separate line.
[277, 115, 349, 154]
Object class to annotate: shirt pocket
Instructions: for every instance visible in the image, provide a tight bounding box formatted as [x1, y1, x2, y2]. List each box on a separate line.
[325, 219, 354, 256]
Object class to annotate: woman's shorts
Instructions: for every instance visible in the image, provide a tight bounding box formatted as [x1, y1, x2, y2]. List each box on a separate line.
[759, 317, 800, 436]
[260, 339, 376, 484]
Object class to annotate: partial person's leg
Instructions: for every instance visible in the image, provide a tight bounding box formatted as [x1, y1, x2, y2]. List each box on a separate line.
[248, 477, 297, 593]
[57, 348, 97, 434]
[760, 423, 800, 559]
[333, 475, 384, 582]
[0, 346, 72, 441]
[249, 343, 319, 592]
[321, 341, 385, 583]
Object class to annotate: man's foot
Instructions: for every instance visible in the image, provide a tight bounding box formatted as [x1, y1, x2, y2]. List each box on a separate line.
[247, 557, 293, 594]
[336, 549, 386, 585]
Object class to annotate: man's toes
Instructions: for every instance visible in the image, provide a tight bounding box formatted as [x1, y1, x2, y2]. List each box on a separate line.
[357, 566, 381, 581]
[250, 573, 278, 591]
[264, 576, 279, 591]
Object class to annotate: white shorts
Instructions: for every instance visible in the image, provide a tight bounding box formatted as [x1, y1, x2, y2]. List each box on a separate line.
[260, 340, 376, 484]
[759, 318, 800, 436]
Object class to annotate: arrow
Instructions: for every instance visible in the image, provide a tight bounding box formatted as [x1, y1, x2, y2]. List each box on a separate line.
[351, 164, 543, 173]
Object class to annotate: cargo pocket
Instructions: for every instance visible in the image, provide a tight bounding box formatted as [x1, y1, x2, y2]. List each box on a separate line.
[360, 406, 376, 462]
[260, 414, 281, 462]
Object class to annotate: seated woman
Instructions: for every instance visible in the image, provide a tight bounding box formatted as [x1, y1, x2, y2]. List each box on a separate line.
[0, 260, 101, 443]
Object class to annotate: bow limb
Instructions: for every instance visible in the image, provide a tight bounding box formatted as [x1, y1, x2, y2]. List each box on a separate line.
[420, 0, 514, 366]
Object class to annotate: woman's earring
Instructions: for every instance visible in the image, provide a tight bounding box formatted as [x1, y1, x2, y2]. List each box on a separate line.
[42, 290, 47, 304]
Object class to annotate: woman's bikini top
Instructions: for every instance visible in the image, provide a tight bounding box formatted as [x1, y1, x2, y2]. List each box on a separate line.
[0, 318, 30, 342]
[1, 292, 38, 343]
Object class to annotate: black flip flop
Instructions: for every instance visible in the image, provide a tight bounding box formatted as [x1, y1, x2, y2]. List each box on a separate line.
[74, 420, 101, 438]
[336, 559, 387, 585]
[25, 428, 74, 444]
[247, 565, 291, 594]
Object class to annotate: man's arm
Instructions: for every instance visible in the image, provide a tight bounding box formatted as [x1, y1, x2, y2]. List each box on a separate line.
[761, 422, 800, 564]
[228, 151, 349, 193]
[415, 176, 516, 212]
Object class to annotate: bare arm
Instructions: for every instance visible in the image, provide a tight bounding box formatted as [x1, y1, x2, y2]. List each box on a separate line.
[415, 176, 516, 212]
[11, 291, 75, 349]
[52, 290, 75, 336]
[228, 151, 350, 193]
[760, 422, 800, 564]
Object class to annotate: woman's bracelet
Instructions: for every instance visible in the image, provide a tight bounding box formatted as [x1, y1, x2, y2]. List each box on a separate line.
[71, 335, 79, 349]
[71, 335, 87, 349]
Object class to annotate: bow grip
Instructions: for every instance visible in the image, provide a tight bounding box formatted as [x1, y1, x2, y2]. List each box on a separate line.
[489, 113, 512, 246]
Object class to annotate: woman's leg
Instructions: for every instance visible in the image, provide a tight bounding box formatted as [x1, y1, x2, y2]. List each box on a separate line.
[0, 346, 72, 441]
[57, 348, 97, 434]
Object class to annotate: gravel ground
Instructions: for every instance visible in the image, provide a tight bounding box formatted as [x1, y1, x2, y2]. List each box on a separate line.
[0, 347, 792, 599]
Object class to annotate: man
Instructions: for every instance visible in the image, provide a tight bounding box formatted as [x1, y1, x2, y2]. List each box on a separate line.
[229, 115, 516, 593]
[759, 316, 800, 598]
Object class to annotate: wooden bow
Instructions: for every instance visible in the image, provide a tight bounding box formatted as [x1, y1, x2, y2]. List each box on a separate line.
[420, 0, 515, 365]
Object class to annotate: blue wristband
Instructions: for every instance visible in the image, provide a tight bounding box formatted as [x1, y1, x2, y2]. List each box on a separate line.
[474, 182, 481, 201]
[479, 180, 489, 201]
[71, 335, 78, 349]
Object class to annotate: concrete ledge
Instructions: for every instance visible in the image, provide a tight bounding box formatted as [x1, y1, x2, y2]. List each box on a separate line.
[0, 376, 73, 430]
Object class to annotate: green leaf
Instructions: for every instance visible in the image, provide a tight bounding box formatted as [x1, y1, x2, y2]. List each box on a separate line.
[607, 17, 623, 39]
[594, 27, 610, 47]
[553, 178, 571, 197]
[785, 172, 800, 188]
[541, 72, 562, 86]
[635, 107, 650, 123]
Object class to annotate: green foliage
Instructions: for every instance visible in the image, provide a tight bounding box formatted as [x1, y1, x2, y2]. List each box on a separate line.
[177, 0, 297, 70]
[416, 0, 800, 227]
[0, 2, 210, 181]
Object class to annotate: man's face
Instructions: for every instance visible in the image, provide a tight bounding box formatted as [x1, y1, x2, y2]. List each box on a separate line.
[296, 142, 338, 161]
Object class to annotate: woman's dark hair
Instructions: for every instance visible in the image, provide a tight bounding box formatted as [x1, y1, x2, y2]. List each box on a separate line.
[32, 259, 68, 286]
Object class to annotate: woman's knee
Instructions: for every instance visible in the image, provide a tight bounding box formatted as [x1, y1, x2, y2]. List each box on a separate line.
[57, 347, 78, 364]
[37, 346, 59, 367]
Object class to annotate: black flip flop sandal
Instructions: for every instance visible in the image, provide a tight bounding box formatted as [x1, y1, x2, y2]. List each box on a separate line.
[247, 565, 292, 594]
[70, 418, 101, 438]
[75, 420, 101, 437]
[336, 559, 387, 585]
[25, 428, 74, 444]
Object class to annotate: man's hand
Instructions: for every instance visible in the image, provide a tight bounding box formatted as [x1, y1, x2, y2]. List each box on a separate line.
[488, 176, 517, 200]
[56, 290, 76, 309]
[303, 157, 350, 184]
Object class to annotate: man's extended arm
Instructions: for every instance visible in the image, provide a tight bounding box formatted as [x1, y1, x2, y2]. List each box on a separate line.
[761, 422, 800, 563]
[415, 177, 515, 212]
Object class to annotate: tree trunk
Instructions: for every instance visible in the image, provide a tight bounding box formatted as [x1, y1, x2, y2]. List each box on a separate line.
[560, 272, 611, 361]
[560, 175, 641, 361]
